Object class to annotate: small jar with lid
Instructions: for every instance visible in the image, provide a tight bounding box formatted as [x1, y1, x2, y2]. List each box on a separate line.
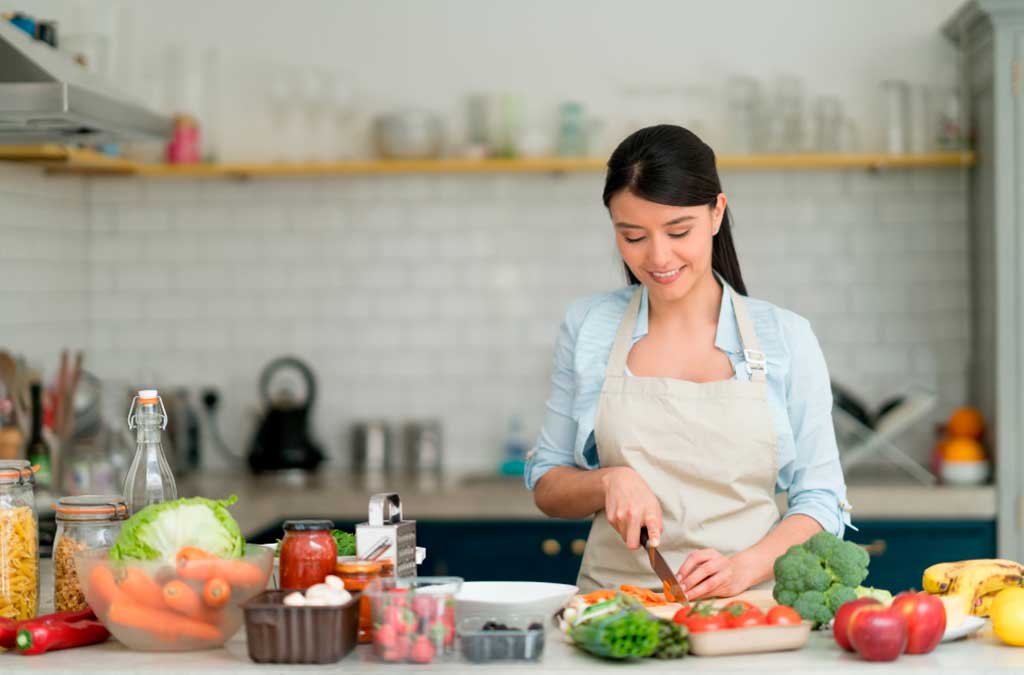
[336, 560, 383, 644]
[279, 519, 337, 591]
[53, 495, 128, 611]
[0, 460, 39, 620]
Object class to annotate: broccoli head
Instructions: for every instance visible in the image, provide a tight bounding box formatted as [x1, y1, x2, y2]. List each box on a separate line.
[773, 587, 799, 607]
[773, 547, 831, 593]
[824, 584, 858, 613]
[792, 590, 832, 627]
[827, 541, 870, 587]
[804, 531, 841, 560]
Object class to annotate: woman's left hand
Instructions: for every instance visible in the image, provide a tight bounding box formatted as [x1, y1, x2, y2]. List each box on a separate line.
[675, 549, 750, 600]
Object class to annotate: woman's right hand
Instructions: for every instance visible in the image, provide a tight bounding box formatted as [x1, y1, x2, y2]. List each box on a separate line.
[600, 467, 663, 550]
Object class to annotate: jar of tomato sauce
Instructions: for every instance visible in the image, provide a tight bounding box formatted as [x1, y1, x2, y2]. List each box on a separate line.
[336, 560, 383, 643]
[280, 519, 336, 590]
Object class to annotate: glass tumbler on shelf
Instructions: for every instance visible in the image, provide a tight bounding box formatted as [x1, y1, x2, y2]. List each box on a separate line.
[0, 460, 39, 620]
[881, 80, 911, 154]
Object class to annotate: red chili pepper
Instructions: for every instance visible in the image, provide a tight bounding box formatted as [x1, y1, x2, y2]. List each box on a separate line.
[15, 618, 109, 655]
[0, 608, 96, 649]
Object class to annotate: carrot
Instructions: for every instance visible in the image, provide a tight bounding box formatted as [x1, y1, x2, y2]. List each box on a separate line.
[119, 568, 166, 610]
[663, 580, 677, 603]
[176, 547, 215, 564]
[163, 580, 203, 619]
[88, 565, 122, 609]
[108, 599, 223, 643]
[178, 557, 263, 588]
[202, 578, 230, 608]
[582, 589, 617, 604]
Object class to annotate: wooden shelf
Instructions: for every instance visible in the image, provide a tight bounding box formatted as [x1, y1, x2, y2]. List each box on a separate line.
[0, 146, 976, 178]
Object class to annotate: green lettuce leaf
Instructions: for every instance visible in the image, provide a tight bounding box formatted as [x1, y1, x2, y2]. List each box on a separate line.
[110, 495, 244, 561]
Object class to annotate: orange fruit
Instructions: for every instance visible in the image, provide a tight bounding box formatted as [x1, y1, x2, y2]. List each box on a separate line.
[942, 436, 986, 462]
[947, 406, 986, 439]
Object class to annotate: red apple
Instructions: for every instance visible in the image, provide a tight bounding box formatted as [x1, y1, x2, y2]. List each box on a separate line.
[833, 597, 882, 652]
[891, 590, 946, 654]
[848, 604, 908, 662]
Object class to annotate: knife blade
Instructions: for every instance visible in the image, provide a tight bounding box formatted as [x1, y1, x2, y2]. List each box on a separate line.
[639, 527, 687, 602]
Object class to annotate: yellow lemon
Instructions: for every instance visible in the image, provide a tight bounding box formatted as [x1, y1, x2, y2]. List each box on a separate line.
[991, 587, 1024, 646]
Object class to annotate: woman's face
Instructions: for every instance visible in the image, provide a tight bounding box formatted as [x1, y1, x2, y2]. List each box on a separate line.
[609, 190, 727, 303]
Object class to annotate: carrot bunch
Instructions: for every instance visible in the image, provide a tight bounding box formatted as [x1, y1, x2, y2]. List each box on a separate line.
[87, 546, 266, 645]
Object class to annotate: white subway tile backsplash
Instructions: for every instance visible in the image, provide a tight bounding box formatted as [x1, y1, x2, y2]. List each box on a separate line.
[0, 163, 972, 469]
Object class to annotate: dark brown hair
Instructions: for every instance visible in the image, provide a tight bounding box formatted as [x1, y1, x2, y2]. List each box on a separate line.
[602, 124, 747, 295]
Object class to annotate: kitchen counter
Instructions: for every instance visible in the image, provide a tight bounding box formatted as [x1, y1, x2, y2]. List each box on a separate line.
[13, 559, 1020, 673]
[2, 620, 1022, 673]
[175, 472, 997, 536]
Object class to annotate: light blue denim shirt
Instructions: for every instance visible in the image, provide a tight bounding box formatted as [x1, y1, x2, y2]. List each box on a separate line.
[525, 282, 853, 537]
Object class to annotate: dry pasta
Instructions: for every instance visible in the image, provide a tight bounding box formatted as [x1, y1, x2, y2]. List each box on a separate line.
[0, 506, 38, 620]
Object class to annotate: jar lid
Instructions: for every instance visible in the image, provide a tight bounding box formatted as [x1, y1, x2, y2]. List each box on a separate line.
[336, 560, 382, 575]
[55, 495, 128, 521]
[0, 459, 35, 486]
[283, 519, 334, 532]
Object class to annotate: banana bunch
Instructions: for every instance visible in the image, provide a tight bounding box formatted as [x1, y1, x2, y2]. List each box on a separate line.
[923, 559, 1024, 618]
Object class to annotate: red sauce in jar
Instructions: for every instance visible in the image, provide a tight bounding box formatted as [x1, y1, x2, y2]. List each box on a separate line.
[279, 519, 337, 590]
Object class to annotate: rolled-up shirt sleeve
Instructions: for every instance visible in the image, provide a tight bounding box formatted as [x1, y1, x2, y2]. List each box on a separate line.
[782, 317, 852, 538]
[525, 300, 587, 490]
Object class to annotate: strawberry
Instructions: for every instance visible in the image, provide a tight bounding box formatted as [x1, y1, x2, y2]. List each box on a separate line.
[410, 634, 436, 664]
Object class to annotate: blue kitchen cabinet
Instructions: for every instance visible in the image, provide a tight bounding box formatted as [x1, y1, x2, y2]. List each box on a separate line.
[844, 520, 996, 592]
[249, 518, 995, 591]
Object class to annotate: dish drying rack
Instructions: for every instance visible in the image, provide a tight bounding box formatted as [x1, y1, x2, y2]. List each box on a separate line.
[833, 388, 938, 485]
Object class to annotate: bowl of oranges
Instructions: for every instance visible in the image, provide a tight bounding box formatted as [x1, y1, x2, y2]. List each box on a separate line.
[936, 407, 990, 485]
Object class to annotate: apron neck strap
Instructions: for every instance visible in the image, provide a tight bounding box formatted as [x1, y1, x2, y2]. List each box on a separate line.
[605, 288, 643, 378]
[727, 285, 767, 382]
[605, 283, 768, 382]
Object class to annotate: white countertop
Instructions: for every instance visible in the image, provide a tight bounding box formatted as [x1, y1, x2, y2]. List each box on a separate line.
[174, 472, 997, 536]
[2, 623, 1022, 673]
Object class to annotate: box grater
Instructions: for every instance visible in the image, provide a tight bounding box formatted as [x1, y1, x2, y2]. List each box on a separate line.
[355, 492, 417, 577]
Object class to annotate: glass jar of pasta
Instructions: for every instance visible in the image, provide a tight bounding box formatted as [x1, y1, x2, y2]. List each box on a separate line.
[53, 495, 128, 611]
[0, 460, 38, 620]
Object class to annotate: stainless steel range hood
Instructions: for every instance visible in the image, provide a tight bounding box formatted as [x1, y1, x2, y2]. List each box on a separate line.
[0, 19, 173, 145]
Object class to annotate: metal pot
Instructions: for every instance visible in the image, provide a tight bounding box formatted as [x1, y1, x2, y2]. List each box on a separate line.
[372, 110, 444, 159]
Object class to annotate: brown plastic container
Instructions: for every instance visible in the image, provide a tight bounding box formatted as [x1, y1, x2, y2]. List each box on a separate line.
[242, 590, 360, 664]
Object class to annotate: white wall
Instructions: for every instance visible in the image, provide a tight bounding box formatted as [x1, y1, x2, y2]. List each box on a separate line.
[0, 164, 970, 474]
[15, 0, 964, 160]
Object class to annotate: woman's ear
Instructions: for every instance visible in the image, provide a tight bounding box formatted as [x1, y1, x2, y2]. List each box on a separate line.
[712, 193, 727, 236]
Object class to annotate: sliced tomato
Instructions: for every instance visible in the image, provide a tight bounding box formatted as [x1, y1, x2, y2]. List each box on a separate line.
[684, 612, 728, 633]
[766, 605, 802, 626]
[725, 608, 767, 628]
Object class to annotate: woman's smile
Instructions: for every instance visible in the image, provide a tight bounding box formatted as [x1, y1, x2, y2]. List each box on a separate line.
[649, 265, 685, 284]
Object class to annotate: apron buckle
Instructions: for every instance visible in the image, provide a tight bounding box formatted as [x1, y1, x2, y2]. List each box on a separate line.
[744, 348, 768, 375]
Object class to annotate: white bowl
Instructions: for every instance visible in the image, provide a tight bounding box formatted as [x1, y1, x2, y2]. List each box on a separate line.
[941, 460, 990, 486]
[454, 581, 578, 622]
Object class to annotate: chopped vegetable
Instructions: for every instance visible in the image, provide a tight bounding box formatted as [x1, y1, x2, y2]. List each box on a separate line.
[772, 531, 870, 627]
[110, 496, 244, 561]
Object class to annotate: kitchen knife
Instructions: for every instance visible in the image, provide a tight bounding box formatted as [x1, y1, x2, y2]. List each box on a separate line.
[639, 527, 687, 602]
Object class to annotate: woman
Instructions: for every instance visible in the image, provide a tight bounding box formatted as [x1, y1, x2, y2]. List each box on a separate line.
[525, 125, 851, 599]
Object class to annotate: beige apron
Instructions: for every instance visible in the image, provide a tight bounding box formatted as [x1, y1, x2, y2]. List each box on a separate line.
[577, 284, 781, 594]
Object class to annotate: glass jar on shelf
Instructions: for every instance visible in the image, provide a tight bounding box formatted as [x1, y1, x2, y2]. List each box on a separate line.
[53, 495, 128, 612]
[0, 460, 39, 620]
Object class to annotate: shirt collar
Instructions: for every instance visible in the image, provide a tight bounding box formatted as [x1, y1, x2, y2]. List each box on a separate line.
[632, 274, 743, 355]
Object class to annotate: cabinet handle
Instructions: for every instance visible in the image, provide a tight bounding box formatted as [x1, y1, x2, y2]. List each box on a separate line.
[541, 539, 561, 556]
[860, 539, 887, 556]
[571, 539, 586, 556]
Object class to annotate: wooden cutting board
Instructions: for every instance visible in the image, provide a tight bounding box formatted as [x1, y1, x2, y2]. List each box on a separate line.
[643, 589, 776, 621]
